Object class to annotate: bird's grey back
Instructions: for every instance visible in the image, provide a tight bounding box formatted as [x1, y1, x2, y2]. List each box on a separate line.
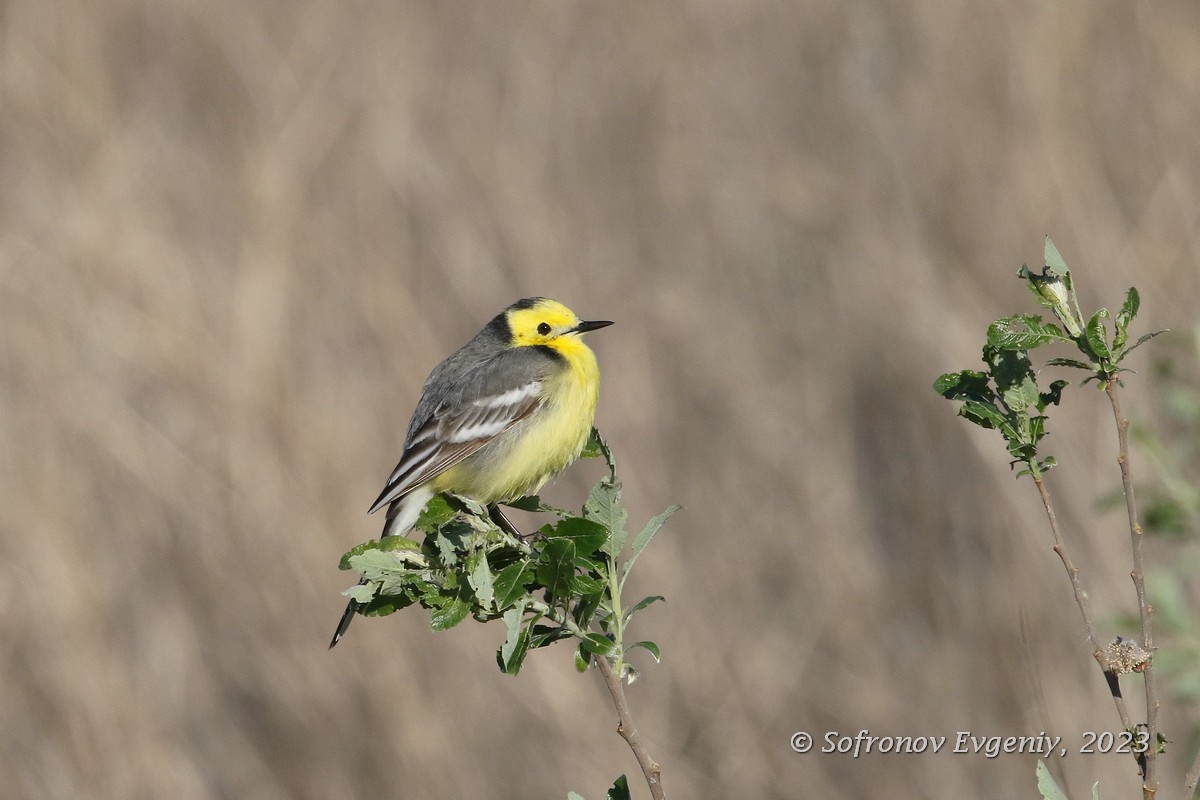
[403, 311, 513, 445]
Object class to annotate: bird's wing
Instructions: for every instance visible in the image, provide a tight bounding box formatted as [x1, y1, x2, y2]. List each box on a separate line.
[367, 350, 550, 514]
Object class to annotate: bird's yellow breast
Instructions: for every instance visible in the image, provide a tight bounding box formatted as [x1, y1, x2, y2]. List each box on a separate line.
[433, 336, 600, 503]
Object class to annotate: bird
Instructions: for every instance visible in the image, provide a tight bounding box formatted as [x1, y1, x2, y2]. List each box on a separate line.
[330, 297, 612, 648]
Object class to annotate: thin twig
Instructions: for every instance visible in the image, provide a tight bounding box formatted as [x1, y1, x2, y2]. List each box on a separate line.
[1105, 377, 1159, 799]
[595, 656, 665, 800]
[1032, 476, 1133, 731]
[1180, 742, 1200, 800]
[524, 599, 592, 641]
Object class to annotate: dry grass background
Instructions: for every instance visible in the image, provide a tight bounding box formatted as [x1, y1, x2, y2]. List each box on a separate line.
[3, 2, 1200, 798]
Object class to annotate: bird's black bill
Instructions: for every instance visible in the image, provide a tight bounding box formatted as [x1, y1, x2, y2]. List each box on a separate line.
[573, 319, 613, 333]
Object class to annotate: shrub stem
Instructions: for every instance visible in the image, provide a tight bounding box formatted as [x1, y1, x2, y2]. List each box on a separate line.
[1104, 377, 1159, 798]
[595, 655, 665, 800]
[1032, 473, 1132, 733]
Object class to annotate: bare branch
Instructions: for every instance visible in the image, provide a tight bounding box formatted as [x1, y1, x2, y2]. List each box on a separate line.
[1180, 742, 1200, 800]
[595, 656, 665, 800]
[1105, 377, 1160, 799]
[1033, 476, 1133, 733]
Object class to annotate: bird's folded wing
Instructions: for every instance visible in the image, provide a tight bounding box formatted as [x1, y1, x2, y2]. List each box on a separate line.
[367, 371, 545, 514]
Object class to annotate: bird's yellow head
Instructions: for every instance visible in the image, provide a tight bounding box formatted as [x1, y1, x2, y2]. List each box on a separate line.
[504, 297, 613, 349]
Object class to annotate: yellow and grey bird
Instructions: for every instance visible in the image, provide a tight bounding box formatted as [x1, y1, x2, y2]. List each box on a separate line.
[330, 297, 612, 647]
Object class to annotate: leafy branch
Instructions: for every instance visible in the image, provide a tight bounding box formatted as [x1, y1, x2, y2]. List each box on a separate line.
[936, 238, 1177, 799]
[338, 429, 677, 800]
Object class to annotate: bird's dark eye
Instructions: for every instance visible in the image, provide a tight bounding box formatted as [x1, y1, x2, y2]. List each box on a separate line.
[537, 322, 551, 335]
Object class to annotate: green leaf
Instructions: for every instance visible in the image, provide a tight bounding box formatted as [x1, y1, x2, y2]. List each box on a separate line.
[572, 587, 605, 630]
[492, 560, 534, 608]
[1113, 301, 1133, 351]
[934, 370, 984, 398]
[588, 428, 616, 477]
[580, 427, 604, 459]
[957, 399, 1013, 434]
[430, 520, 475, 566]
[622, 594, 665, 625]
[498, 606, 536, 674]
[460, 508, 495, 535]
[627, 640, 661, 662]
[415, 495, 457, 531]
[932, 373, 956, 395]
[606, 775, 631, 800]
[1027, 414, 1046, 444]
[339, 536, 423, 570]
[359, 593, 410, 618]
[1117, 286, 1140, 329]
[1001, 375, 1040, 412]
[429, 594, 471, 631]
[504, 495, 542, 512]
[529, 624, 573, 649]
[1044, 237, 1068, 276]
[586, 475, 628, 557]
[456, 494, 491, 519]
[573, 552, 605, 573]
[468, 551, 494, 609]
[546, 517, 608, 557]
[567, 792, 586, 800]
[984, 346, 1036, 392]
[987, 314, 1067, 350]
[536, 539, 576, 602]
[624, 505, 680, 581]
[508, 496, 571, 516]
[500, 606, 522, 664]
[574, 643, 592, 673]
[343, 583, 378, 603]
[1037, 379, 1068, 411]
[1044, 357, 1094, 372]
[347, 547, 425, 581]
[579, 633, 617, 656]
[1086, 308, 1112, 361]
[571, 573, 606, 595]
[1122, 329, 1166, 359]
[1035, 759, 1069, 800]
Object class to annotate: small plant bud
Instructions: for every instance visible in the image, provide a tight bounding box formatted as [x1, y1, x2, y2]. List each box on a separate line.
[1018, 264, 1083, 338]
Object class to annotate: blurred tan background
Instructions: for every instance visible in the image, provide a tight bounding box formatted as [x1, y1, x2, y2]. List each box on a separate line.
[3, 2, 1199, 798]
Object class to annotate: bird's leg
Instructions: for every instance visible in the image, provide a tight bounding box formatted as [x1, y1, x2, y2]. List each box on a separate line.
[492, 506, 549, 544]
[488, 504, 522, 537]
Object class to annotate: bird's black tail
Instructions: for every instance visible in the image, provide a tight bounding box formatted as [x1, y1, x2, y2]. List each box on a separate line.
[329, 490, 428, 648]
[329, 591, 362, 649]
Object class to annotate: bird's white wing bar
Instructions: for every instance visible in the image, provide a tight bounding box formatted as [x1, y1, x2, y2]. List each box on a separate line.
[448, 418, 509, 443]
[477, 382, 541, 409]
[448, 381, 542, 442]
[367, 379, 544, 514]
